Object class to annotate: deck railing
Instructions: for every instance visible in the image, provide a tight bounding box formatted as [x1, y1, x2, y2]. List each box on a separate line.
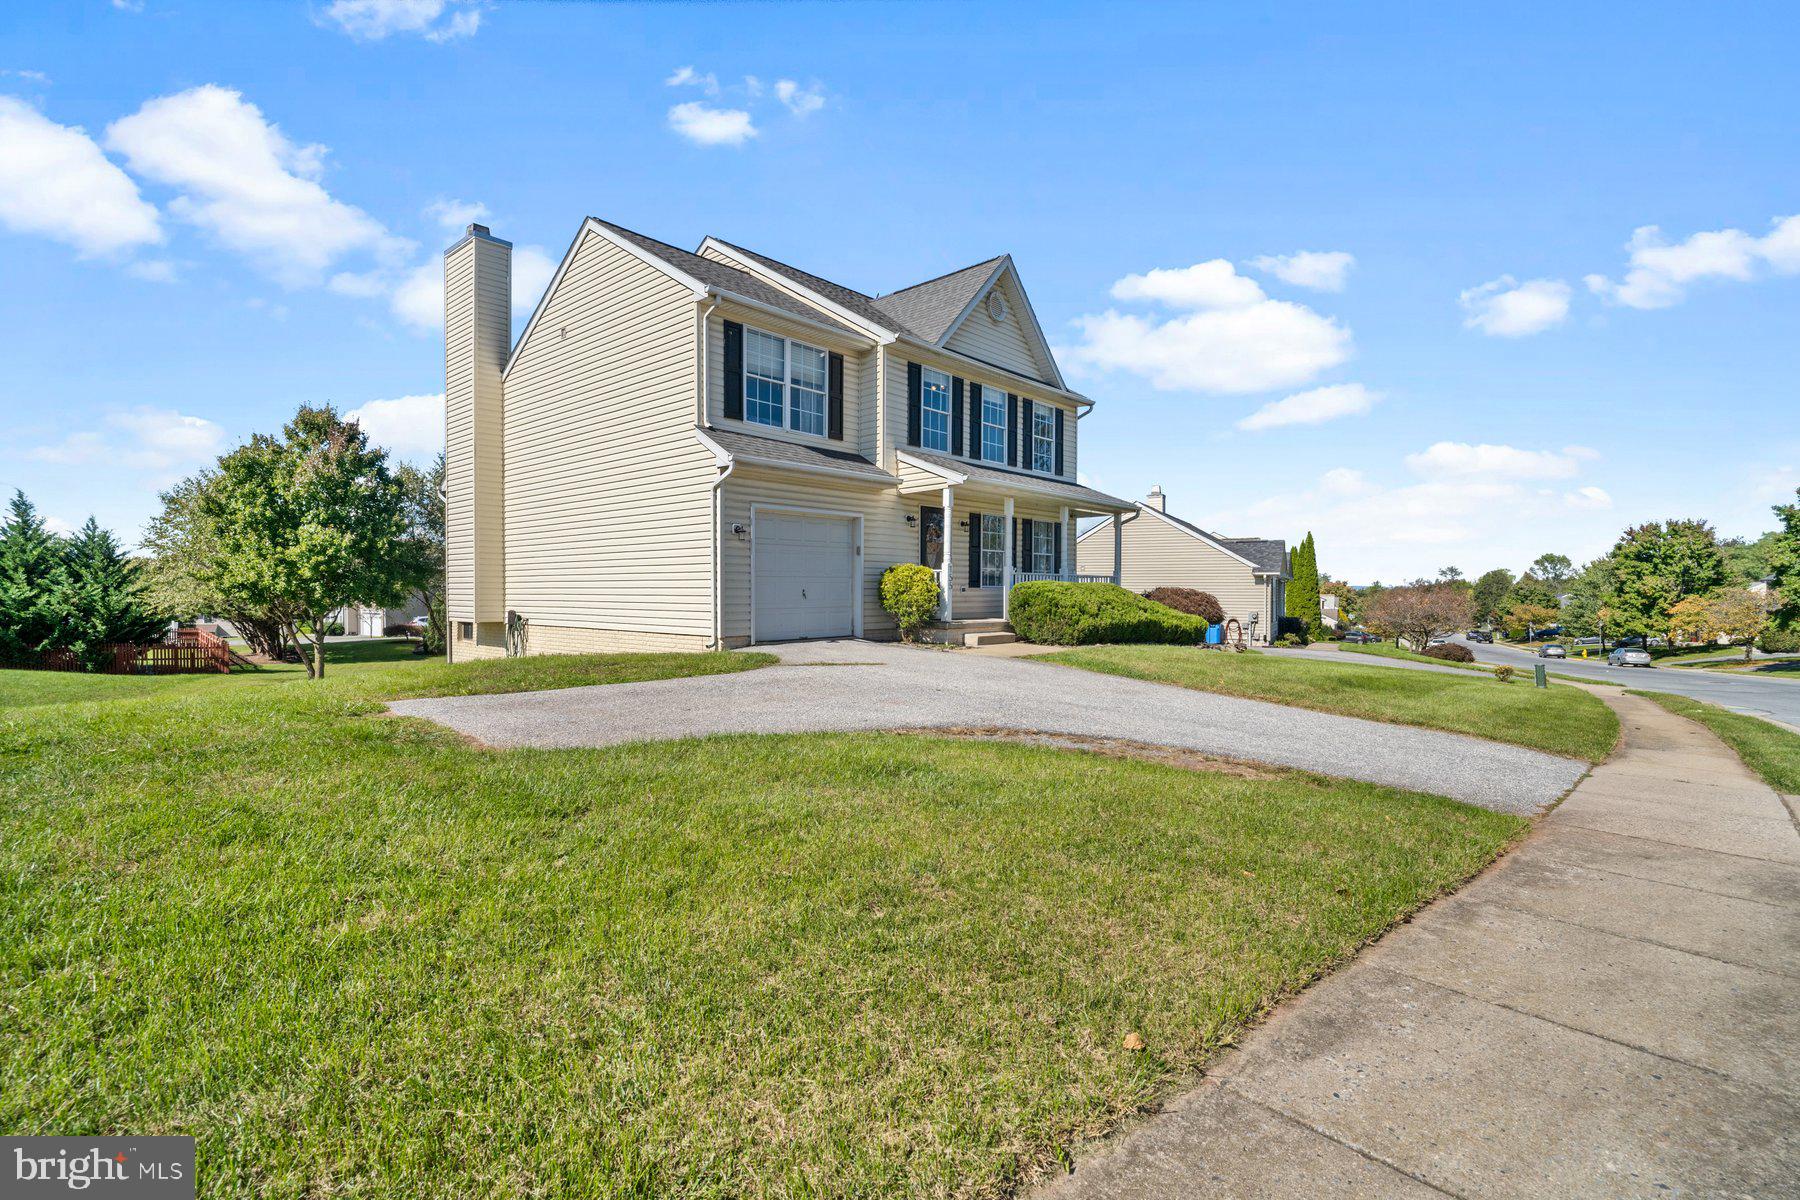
[28, 628, 234, 675]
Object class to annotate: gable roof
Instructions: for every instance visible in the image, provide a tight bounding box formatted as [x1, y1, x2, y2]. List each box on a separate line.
[1076, 502, 1289, 577]
[870, 257, 1007, 342]
[703, 237, 903, 337]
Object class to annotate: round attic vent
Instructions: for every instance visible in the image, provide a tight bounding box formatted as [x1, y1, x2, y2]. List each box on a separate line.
[985, 289, 1008, 321]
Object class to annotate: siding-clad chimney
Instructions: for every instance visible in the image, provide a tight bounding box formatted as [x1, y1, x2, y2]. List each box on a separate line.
[444, 223, 511, 648]
[1144, 486, 1166, 512]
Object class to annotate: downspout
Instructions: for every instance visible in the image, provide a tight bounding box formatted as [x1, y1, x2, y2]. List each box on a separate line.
[695, 293, 726, 648]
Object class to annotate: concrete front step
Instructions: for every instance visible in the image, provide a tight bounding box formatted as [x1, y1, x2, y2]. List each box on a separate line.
[965, 631, 1018, 647]
[920, 619, 1014, 647]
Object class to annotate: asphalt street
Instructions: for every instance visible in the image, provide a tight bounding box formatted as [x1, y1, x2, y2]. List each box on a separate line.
[1458, 637, 1800, 729]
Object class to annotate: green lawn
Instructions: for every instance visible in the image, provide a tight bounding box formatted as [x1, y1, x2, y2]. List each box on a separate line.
[0, 647, 1524, 1198]
[1045, 645, 1619, 763]
[1631, 692, 1800, 794]
[1341, 641, 1489, 672]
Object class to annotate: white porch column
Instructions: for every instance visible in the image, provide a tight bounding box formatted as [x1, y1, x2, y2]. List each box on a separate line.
[940, 484, 954, 621]
[1001, 496, 1015, 619]
[1111, 512, 1123, 585]
[1059, 506, 1070, 580]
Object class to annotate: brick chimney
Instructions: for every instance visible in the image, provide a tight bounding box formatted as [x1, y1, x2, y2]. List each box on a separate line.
[443, 223, 511, 656]
[1144, 485, 1166, 512]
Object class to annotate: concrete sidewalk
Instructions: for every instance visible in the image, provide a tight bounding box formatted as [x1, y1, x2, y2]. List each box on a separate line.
[1033, 689, 1800, 1199]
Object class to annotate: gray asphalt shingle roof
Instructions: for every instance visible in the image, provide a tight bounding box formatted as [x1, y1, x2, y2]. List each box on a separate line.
[594, 220, 863, 337]
[702, 428, 894, 482]
[869, 257, 1007, 343]
[901, 449, 1134, 512]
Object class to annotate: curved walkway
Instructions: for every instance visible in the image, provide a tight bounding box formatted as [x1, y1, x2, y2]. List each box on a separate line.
[1032, 687, 1800, 1199]
[389, 639, 1587, 814]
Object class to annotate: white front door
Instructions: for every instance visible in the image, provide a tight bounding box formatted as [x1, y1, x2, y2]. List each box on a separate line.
[753, 512, 856, 643]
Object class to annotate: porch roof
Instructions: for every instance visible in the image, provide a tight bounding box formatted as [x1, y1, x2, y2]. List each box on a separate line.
[897, 449, 1135, 513]
[696, 427, 897, 484]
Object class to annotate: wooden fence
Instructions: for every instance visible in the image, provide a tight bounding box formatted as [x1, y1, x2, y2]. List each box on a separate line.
[27, 628, 234, 675]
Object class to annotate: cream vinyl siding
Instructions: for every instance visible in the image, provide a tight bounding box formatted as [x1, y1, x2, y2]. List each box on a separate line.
[943, 271, 1051, 383]
[944, 497, 1070, 620]
[444, 233, 509, 624]
[883, 349, 1079, 482]
[1077, 512, 1274, 631]
[704, 306, 873, 452]
[501, 230, 715, 636]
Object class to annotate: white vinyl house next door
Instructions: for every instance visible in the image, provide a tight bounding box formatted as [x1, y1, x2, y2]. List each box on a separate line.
[753, 511, 856, 643]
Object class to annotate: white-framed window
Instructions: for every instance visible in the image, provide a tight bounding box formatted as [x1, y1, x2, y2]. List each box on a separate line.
[1031, 403, 1056, 473]
[789, 341, 828, 436]
[742, 327, 832, 436]
[920, 367, 951, 452]
[979, 513, 1004, 587]
[1030, 519, 1056, 574]
[744, 328, 785, 428]
[980, 389, 1006, 462]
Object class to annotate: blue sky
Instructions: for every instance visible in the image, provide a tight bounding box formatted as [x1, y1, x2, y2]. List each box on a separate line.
[2, 0, 1796, 583]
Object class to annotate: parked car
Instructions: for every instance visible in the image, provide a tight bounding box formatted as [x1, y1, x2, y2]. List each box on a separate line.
[1538, 643, 1568, 658]
[1607, 646, 1653, 667]
[1341, 630, 1379, 644]
[1427, 636, 1450, 647]
[1573, 636, 1601, 647]
[1466, 630, 1493, 644]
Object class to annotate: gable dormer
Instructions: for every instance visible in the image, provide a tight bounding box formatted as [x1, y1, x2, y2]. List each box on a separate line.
[937, 262, 1064, 389]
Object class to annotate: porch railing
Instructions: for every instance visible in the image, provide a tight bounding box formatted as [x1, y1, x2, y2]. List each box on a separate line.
[1011, 572, 1120, 585]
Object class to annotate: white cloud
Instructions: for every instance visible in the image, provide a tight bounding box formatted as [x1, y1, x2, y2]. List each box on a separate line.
[105, 85, 407, 288]
[1404, 441, 1586, 481]
[322, 0, 482, 42]
[1585, 215, 1800, 309]
[1066, 258, 1352, 394]
[387, 243, 555, 332]
[1111, 259, 1266, 309]
[1247, 250, 1355, 292]
[665, 66, 720, 95]
[1459, 275, 1571, 337]
[668, 101, 756, 147]
[1, 69, 51, 84]
[1236, 383, 1378, 431]
[29, 406, 226, 473]
[774, 79, 825, 117]
[125, 258, 178, 283]
[1565, 486, 1613, 510]
[424, 197, 489, 230]
[345, 392, 444, 462]
[0, 95, 162, 258]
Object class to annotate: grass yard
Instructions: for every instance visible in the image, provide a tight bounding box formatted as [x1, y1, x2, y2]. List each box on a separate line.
[0, 644, 1525, 1198]
[1340, 641, 1489, 672]
[1631, 691, 1800, 794]
[1046, 645, 1618, 763]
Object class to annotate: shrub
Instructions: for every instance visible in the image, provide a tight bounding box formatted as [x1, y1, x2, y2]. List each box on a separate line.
[1144, 587, 1225, 625]
[1274, 633, 1305, 647]
[1009, 581, 1207, 646]
[384, 623, 418, 638]
[1757, 625, 1800, 654]
[1422, 642, 1475, 663]
[1493, 665, 1516, 683]
[1275, 616, 1310, 645]
[299, 620, 345, 637]
[879, 563, 941, 642]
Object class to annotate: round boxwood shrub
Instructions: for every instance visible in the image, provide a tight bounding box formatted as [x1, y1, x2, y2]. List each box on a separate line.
[1757, 624, 1800, 654]
[1422, 642, 1476, 663]
[1008, 581, 1207, 646]
[880, 563, 941, 642]
[1144, 587, 1225, 625]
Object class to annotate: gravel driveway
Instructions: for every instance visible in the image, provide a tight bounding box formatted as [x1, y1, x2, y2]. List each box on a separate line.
[390, 640, 1589, 814]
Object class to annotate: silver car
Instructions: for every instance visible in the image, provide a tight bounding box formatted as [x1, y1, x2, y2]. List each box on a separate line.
[1538, 643, 1567, 658]
[1607, 646, 1653, 667]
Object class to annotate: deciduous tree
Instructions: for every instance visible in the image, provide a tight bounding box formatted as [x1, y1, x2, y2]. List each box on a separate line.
[1364, 581, 1474, 652]
[1471, 568, 1514, 626]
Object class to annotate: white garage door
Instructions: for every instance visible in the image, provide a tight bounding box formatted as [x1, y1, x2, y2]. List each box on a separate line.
[754, 512, 856, 643]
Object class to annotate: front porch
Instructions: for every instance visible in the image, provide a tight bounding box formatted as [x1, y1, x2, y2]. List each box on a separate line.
[894, 449, 1137, 626]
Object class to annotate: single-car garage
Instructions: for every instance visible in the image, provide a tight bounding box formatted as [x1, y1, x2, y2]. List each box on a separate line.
[752, 510, 859, 643]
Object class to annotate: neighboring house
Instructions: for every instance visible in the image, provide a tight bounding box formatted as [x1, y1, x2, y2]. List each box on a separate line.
[1320, 591, 1340, 630]
[329, 592, 429, 637]
[443, 219, 1135, 660]
[1075, 486, 1289, 642]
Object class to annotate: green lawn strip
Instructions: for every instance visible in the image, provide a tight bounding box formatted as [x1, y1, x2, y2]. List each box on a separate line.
[1629, 691, 1800, 794]
[1340, 641, 1490, 672]
[0, 639, 773, 709]
[0, 657, 1521, 1199]
[1045, 644, 1617, 763]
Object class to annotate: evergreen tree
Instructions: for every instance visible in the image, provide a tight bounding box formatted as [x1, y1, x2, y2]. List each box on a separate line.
[1284, 532, 1324, 639]
[0, 491, 68, 666]
[1765, 488, 1799, 632]
[60, 518, 167, 671]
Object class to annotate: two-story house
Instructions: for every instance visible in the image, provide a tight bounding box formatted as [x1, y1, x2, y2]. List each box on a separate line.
[443, 218, 1135, 661]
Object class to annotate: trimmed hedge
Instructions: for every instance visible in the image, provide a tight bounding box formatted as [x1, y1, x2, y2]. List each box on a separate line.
[1422, 642, 1476, 663]
[1758, 625, 1800, 654]
[1144, 587, 1226, 625]
[1008, 581, 1207, 646]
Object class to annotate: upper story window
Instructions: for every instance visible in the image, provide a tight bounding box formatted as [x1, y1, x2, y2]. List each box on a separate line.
[1031, 403, 1056, 473]
[920, 367, 952, 452]
[980, 389, 1007, 463]
[742, 327, 830, 436]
